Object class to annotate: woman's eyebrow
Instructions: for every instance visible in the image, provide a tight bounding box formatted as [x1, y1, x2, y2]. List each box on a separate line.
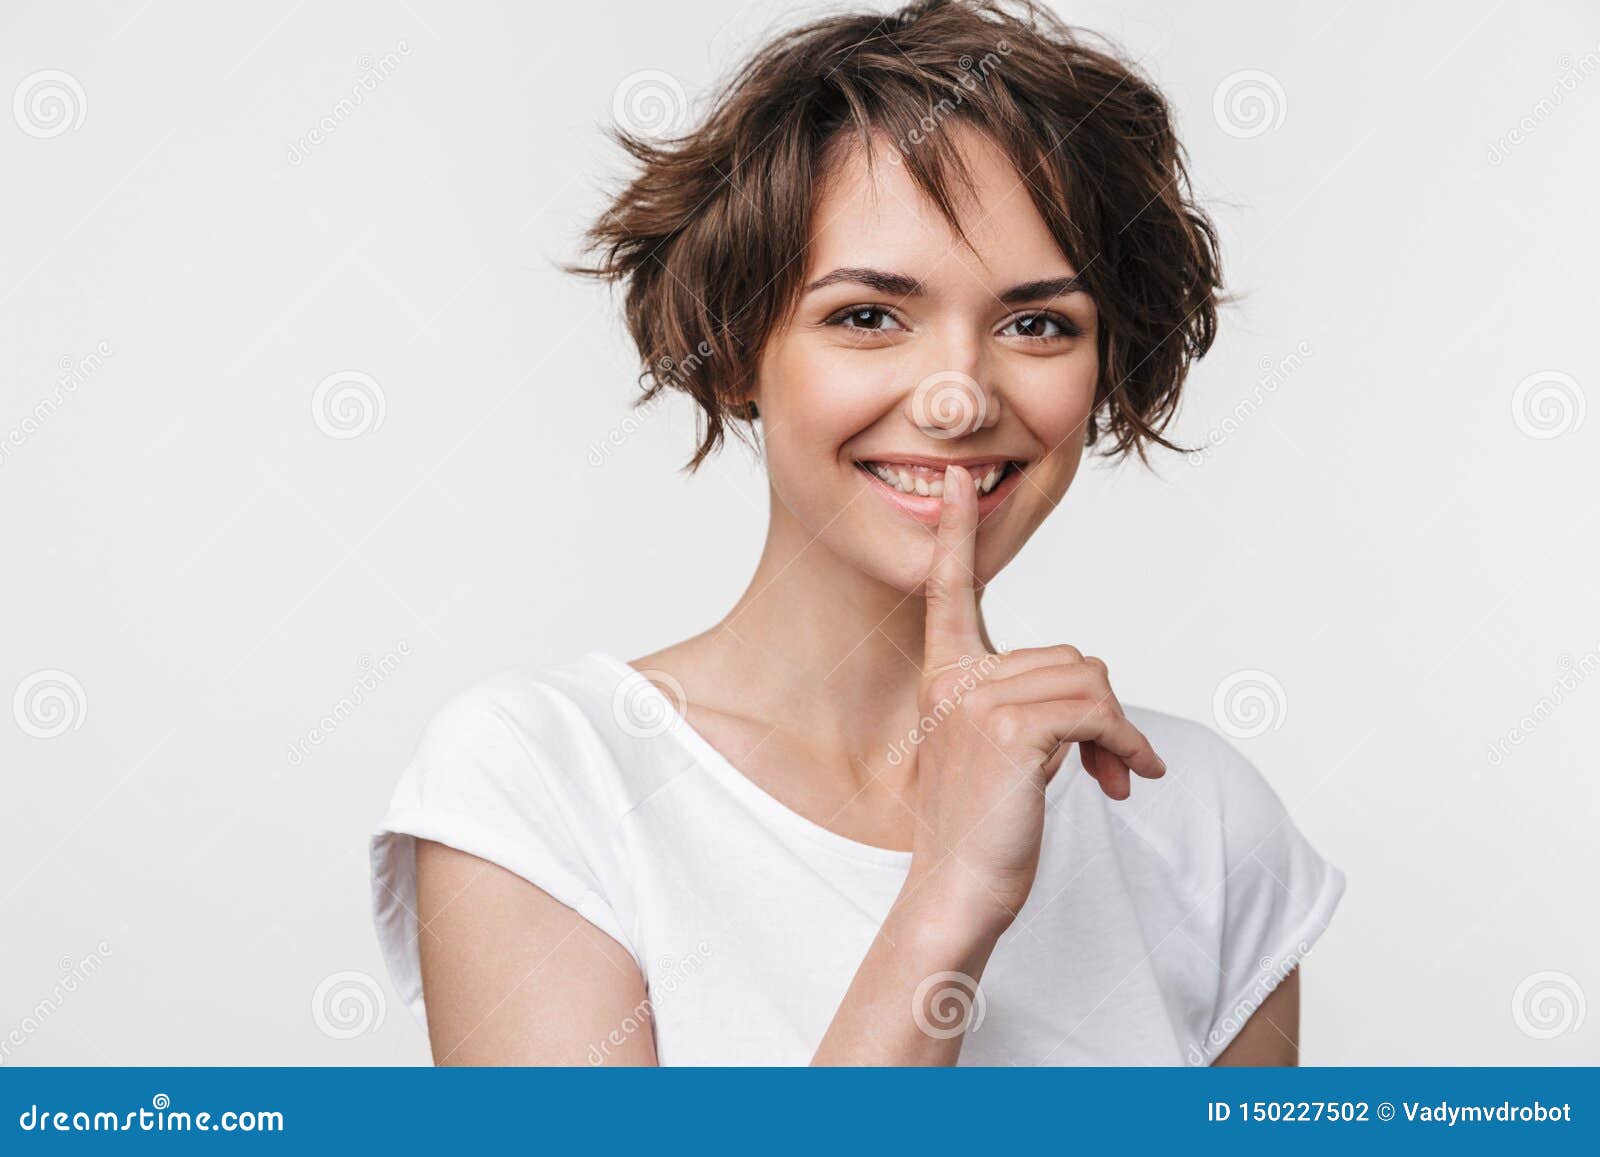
[998, 274, 1090, 304]
[803, 267, 1089, 304]
[803, 267, 924, 297]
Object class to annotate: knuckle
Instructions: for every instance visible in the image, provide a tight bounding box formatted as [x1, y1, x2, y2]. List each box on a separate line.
[987, 704, 1026, 747]
[1052, 643, 1085, 663]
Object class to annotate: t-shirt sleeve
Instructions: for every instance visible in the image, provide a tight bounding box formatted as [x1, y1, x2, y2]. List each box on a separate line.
[1195, 725, 1345, 1062]
[369, 676, 638, 1029]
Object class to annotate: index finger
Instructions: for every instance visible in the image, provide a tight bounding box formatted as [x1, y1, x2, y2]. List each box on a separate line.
[922, 464, 984, 672]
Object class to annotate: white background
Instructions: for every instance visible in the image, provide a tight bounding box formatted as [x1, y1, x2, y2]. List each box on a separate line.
[3, 0, 1597, 1065]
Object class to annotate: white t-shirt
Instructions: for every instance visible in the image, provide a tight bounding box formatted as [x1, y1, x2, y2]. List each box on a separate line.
[370, 651, 1344, 1065]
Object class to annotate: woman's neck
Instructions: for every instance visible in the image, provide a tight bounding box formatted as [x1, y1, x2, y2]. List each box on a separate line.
[690, 493, 994, 775]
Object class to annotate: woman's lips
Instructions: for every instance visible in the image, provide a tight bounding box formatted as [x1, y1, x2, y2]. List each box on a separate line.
[855, 461, 1026, 527]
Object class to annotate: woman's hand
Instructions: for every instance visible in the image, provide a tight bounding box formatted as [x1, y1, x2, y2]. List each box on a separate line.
[906, 463, 1168, 931]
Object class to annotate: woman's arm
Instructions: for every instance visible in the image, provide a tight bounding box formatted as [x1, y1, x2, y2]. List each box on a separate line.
[1213, 968, 1300, 1066]
[414, 839, 657, 1065]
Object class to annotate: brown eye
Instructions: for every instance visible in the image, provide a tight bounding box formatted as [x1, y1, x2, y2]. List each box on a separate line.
[1001, 312, 1079, 340]
[828, 306, 905, 332]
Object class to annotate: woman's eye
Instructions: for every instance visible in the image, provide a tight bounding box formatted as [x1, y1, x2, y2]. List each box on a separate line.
[1001, 312, 1078, 340]
[829, 307, 904, 332]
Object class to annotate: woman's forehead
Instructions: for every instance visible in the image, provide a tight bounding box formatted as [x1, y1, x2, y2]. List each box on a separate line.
[807, 128, 1077, 294]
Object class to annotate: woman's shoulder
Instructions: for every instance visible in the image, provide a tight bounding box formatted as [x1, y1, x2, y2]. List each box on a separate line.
[1106, 703, 1315, 873]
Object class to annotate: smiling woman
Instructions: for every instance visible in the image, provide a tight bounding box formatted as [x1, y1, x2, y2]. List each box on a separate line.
[369, 0, 1343, 1066]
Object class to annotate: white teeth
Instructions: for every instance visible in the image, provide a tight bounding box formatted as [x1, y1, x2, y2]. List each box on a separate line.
[864, 462, 1011, 497]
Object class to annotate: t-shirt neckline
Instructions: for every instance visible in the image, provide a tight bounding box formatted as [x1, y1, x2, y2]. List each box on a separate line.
[586, 651, 919, 870]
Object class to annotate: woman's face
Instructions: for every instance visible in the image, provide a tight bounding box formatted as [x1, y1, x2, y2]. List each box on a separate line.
[753, 124, 1101, 596]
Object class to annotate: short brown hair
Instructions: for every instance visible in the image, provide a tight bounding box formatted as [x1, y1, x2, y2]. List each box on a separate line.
[572, 0, 1222, 470]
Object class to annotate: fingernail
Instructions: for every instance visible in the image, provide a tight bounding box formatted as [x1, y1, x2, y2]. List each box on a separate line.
[943, 465, 955, 501]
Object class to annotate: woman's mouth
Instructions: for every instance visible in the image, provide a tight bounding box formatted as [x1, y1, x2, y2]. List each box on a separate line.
[853, 457, 1028, 526]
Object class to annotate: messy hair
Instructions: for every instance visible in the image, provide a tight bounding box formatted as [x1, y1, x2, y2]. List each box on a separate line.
[572, 0, 1223, 470]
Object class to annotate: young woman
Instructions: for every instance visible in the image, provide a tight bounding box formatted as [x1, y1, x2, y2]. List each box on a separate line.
[371, 0, 1344, 1066]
